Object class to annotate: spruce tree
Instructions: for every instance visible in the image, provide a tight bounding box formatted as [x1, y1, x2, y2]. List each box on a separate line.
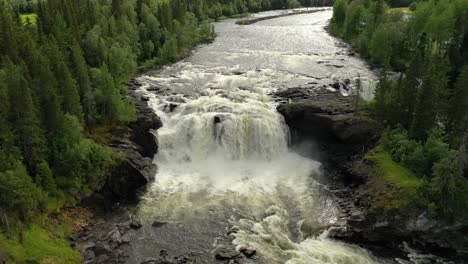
[449, 67, 468, 145]
[71, 40, 95, 127]
[45, 37, 84, 121]
[4, 60, 47, 175]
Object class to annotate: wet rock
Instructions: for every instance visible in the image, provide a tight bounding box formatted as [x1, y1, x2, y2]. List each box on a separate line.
[152, 221, 168, 228]
[227, 226, 239, 236]
[141, 258, 158, 264]
[120, 233, 131, 244]
[130, 219, 143, 229]
[95, 254, 110, 263]
[93, 242, 113, 256]
[100, 141, 157, 201]
[214, 248, 241, 260]
[128, 89, 162, 158]
[240, 247, 256, 258]
[82, 249, 95, 264]
[76, 241, 96, 253]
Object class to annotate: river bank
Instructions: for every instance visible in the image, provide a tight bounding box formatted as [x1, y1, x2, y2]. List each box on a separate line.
[275, 83, 467, 263]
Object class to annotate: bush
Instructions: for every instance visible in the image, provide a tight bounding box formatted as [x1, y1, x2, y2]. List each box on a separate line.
[52, 115, 115, 196]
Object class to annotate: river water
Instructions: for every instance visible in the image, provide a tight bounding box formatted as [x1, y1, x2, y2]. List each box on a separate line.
[132, 8, 384, 264]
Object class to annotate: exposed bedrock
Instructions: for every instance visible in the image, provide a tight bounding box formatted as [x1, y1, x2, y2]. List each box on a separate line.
[85, 80, 162, 206]
[275, 85, 381, 176]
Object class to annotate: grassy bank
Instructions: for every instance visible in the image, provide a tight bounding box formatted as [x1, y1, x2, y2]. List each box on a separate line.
[0, 206, 92, 263]
[358, 145, 423, 215]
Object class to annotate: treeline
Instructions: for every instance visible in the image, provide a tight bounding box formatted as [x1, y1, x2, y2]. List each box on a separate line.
[331, 0, 468, 221]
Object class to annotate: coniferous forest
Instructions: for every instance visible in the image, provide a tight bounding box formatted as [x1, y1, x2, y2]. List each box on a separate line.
[331, 0, 468, 221]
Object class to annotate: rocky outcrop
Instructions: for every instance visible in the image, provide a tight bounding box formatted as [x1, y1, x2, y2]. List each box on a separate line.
[275, 85, 381, 177]
[85, 80, 161, 206]
[276, 86, 379, 146]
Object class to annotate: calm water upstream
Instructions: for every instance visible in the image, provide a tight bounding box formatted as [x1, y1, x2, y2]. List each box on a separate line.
[130, 8, 389, 264]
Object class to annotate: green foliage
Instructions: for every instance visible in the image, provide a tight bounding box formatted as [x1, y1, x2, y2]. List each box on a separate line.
[379, 127, 467, 220]
[332, 0, 347, 27]
[19, 13, 36, 25]
[0, 224, 82, 264]
[332, 0, 468, 221]
[430, 157, 468, 220]
[360, 145, 423, 215]
[91, 66, 137, 124]
[0, 163, 46, 221]
[52, 115, 115, 195]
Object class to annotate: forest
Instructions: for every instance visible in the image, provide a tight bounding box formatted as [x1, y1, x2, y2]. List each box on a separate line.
[0, 0, 331, 262]
[331, 0, 468, 221]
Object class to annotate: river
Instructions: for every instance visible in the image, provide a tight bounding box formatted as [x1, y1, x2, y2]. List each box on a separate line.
[131, 8, 384, 264]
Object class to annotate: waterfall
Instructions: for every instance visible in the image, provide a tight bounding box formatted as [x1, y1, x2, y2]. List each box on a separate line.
[133, 63, 382, 264]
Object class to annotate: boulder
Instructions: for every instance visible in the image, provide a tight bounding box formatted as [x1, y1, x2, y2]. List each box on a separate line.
[129, 219, 143, 230]
[240, 247, 256, 258]
[102, 137, 157, 202]
[214, 247, 241, 260]
[93, 242, 113, 256]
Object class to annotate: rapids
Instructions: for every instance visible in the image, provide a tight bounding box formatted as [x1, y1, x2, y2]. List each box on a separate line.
[131, 8, 386, 264]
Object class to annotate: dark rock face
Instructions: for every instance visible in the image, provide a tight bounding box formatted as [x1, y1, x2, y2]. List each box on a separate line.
[276, 87, 379, 146]
[128, 88, 162, 158]
[276, 86, 381, 185]
[239, 247, 256, 258]
[85, 80, 161, 206]
[214, 248, 241, 260]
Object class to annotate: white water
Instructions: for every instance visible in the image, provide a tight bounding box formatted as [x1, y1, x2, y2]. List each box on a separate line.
[132, 8, 384, 264]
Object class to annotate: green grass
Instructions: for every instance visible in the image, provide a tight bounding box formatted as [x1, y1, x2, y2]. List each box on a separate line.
[368, 146, 422, 188]
[0, 224, 81, 264]
[388, 7, 412, 13]
[20, 13, 37, 25]
[361, 145, 423, 213]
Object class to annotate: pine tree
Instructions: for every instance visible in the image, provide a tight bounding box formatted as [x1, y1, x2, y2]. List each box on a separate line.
[4, 60, 47, 174]
[449, 67, 468, 145]
[410, 58, 447, 140]
[373, 70, 390, 123]
[32, 50, 64, 134]
[45, 36, 84, 121]
[400, 50, 425, 128]
[0, 1, 20, 60]
[112, 0, 122, 19]
[0, 69, 21, 172]
[71, 40, 95, 127]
